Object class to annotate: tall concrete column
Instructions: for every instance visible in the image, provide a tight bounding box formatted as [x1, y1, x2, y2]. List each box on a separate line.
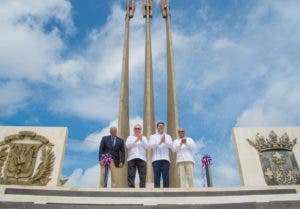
[161, 0, 180, 187]
[143, 0, 155, 187]
[116, 0, 135, 188]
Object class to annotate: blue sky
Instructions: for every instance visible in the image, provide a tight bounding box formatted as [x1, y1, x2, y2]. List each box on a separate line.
[1, 0, 300, 187]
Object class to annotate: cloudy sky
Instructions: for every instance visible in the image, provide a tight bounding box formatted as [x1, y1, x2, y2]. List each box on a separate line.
[1, 0, 300, 188]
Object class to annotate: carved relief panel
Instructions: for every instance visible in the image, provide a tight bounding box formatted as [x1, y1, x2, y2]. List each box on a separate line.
[247, 130, 300, 185]
[0, 131, 55, 186]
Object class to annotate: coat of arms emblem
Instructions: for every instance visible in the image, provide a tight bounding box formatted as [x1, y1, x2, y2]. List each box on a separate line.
[0, 131, 55, 186]
[247, 130, 300, 185]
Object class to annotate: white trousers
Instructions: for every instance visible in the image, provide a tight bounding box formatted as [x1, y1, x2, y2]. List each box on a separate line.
[177, 161, 194, 188]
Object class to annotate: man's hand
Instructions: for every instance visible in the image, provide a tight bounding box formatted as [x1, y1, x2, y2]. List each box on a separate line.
[160, 135, 165, 144]
[180, 138, 186, 145]
[119, 162, 123, 168]
[100, 159, 104, 167]
[136, 134, 143, 142]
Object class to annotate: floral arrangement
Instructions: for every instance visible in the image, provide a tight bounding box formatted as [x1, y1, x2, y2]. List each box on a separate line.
[101, 153, 112, 187]
[202, 154, 212, 187]
[202, 154, 212, 167]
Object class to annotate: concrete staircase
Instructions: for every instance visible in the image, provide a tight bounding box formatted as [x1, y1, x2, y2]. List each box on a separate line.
[0, 186, 299, 209]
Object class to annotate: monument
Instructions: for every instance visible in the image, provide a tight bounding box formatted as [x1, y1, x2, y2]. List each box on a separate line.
[142, 0, 156, 187]
[116, 0, 180, 188]
[161, 0, 180, 187]
[0, 1, 300, 208]
[116, 0, 135, 188]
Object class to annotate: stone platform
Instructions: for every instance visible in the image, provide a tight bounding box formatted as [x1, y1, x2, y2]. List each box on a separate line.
[0, 186, 299, 209]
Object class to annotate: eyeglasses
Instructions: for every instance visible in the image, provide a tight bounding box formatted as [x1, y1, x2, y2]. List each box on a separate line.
[178, 131, 185, 133]
[134, 127, 141, 130]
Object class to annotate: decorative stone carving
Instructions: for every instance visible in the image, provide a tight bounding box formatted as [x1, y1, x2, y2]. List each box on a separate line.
[0, 131, 55, 186]
[247, 130, 300, 185]
[247, 130, 297, 152]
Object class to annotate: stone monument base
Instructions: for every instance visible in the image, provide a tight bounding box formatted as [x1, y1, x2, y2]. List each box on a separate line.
[0, 185, 299, 209]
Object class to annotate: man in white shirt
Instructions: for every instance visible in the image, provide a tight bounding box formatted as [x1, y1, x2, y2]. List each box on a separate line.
[149, 122, 173, 188]
[173, 128, 196, 188]
[126, 124, 148, 188]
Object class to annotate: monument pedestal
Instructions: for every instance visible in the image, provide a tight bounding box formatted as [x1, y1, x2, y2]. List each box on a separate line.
[0, 185, 299, 208]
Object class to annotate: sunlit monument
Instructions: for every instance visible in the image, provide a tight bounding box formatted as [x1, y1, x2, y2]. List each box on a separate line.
[117, 0, 179, 187]
[0, 1, 299, 208]
[116, 0, 135, 188]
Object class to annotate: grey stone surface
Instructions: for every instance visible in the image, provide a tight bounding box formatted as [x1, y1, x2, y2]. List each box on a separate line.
[4, 188, 297, 197]
[0, 201, 300, 209]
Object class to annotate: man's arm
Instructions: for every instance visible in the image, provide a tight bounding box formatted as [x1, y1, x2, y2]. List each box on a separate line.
[185, 137, 196, 150]
[126, 136, 136, 149]
[172, 139, 181, 152]
[141, 136, 149, 149]
[119, 138, 125, 165]
[165, 135, 173, 148]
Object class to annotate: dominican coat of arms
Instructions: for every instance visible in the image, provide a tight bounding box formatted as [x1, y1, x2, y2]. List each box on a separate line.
[247, 130, 300, 185]
[0, 131, 55, 186]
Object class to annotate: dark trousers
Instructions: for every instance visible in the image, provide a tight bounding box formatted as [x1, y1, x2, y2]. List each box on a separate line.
[128, 158, 147, 188]
[152, 160, 170, 188]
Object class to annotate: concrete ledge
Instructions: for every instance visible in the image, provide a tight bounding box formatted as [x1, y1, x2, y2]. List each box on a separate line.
[0, 201, 300, 209]
[4, 187, 297, 197]
[0, 186, 299, 207]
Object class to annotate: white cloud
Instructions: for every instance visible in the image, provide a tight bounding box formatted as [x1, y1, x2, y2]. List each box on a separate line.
[0, 81, 32, 116]
[212, 38, 239, 50]
[64, 164, 100, 188]
[210, 144, 240, 187]
[49, 88, 119, 121]
[234, 1, 300, 127]
[48, 58, 88, 87]
[0, 0, 73, 116]
[236, 73, 300, 126]
[0, 0, 73, 82]
[194, 137, 205, 152]
[213, 164, 240, 186]
[196, 2, 209, 21]
[0, 0, 74, 30]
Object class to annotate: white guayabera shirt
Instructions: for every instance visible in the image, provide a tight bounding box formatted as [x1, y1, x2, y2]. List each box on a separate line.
[149, 133, 173, 162]
[126, 135, 148, 162]
[172, 137, 195, 164]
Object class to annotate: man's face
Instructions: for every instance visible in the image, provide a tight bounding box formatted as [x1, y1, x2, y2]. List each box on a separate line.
[133, 125, 142, 135]
[157, 123, 164, 134]
[110, 127, 117, 137]
[178, 129, 185, 138]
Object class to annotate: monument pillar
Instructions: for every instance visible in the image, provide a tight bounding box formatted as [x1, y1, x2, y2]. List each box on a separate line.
[161, 0, 180, 187]
[117, 0, 135, 188]
[143, 0, 155, 187]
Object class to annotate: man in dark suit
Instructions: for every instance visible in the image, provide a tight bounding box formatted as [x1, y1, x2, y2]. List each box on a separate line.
[99, 126, 125, 187]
